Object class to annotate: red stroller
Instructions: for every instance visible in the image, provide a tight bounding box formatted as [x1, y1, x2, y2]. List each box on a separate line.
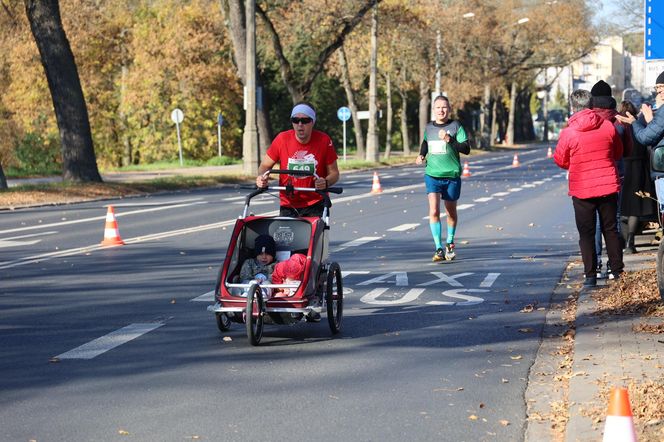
[208, 170, 344, 345]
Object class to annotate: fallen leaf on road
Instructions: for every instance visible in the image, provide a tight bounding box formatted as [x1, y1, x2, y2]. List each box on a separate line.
[510, 355, 523, 360]
[118, 429, 129, 435]
[520, 305, 534, 313]
[499, 419, 510, 426]
[501, 378, 509, 383]
[469, 414, 478, 420]
[518, 328, 534, 333]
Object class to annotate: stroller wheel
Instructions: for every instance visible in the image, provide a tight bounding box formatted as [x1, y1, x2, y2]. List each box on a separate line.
[326, 262, 343, 334]
[245, 283, 264, 345]
[216, 313, 232, 332]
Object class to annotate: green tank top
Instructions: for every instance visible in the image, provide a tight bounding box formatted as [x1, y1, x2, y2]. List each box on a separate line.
[424, 120, 467, 179]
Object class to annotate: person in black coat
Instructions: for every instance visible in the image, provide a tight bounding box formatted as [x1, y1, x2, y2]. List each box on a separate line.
[618, 101, 658, 253]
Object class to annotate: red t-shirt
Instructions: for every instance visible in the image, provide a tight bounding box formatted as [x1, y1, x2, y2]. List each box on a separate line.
[266, 129, 338, 208]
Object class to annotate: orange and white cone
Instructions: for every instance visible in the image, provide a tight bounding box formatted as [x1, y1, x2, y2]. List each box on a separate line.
[371, 171, 382, 194]
[512, 153, 520, 167]
[602, 387, 637, 442]
[547, 146, 553, 158]
[100, 205, 125, 246]
[462, 161, 471, 177]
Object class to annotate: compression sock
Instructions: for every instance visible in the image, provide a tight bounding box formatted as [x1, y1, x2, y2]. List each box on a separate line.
[430, 222, 443, 249]
[446, 224, 456, 244]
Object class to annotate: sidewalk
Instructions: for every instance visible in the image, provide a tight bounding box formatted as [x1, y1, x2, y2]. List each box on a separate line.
[526, 234, 664, 441]
[6, 164, 245, 187]
[565, 243, 663, 441]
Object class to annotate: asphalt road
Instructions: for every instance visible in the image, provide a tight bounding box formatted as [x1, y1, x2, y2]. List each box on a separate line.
[0, 146, 578, 441]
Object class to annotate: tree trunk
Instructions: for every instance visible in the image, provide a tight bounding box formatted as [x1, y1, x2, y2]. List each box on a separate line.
[24, 0, 101, 182]
[338, 46, 364, 158]
[515, 88, 535, 142]
[418, 80, 429, 147]
[480, 84, 491, 149]
[365, 5, 379, 162]
[398, 88, 410, 155]
[119, 61, 132, 167]
[491, 98, 499, 145]
[384, 72, 392, 159]
[0, 164, 7, 189]
[506, 81, 517, 146]
[222, 0, 272, 154]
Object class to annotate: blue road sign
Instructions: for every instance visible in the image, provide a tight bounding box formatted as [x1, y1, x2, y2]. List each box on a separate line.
[218, 113, 224, 126]
[645, 0, 664, 60]
[337, 106, 351, 122]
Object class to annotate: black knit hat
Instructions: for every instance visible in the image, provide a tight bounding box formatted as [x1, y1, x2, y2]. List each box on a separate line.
[657, 71, 664, 85]
[254, 234, 276, 257]
[591, 80, 612, 97]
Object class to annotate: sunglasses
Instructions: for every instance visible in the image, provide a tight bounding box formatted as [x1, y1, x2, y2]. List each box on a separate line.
[291, 117, 313, 125]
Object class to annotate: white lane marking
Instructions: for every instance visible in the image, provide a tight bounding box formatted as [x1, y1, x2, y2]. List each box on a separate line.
[357, 271, 409, 286]
[0, 231, 58, 248]
[1, 201, 206, 235]
[333, 236, 380, 252]
[426, 289, 487, 306]
[221, 196, 247, 201]
[480, 273, 500, 288]
[3, 231, 58, 240]
[417, 272, 474, 287]
[0, 217, 244, 270]
[473, 197, 493, 202]
[233, 200, 274, 205]
[342, 271, 370, 277]
[532, 180, 545, 185]
[110, 198, 204, 207]
[343, 181, 360, 185]
[388, 223, 419, 232]
[522, 184, 536, 188]
[508, 188, 523, 192]
[56, 323, 164, 359]
[360, 288, 425, 305]
[492, 192, 510, 197]
[456, 204, 475, 210]
[0, 238, 42, 248]
[191, 291, 215, 302]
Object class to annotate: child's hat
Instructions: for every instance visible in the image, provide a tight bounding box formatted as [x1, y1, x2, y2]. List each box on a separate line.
[254, 234, 276, 257]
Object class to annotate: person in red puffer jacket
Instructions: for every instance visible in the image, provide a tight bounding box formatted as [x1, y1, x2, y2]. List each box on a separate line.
[554, 89, 624, 288]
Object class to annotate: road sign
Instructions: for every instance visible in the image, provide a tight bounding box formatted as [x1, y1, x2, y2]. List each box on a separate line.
[645, 60, 664, 86]
[645, 0, 664, 60]
[337, 106, 351, 122]
[171, 108, 184, 165]
[217, 113, 224, 126]
[171, 108, 184, 124]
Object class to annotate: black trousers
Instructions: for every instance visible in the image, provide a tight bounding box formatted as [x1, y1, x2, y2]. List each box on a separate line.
[572, 194, 624, 277]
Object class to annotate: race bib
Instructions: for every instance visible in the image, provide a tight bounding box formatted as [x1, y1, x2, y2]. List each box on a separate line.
[287, 156, 316, 175]
[429, 140, 447, 155]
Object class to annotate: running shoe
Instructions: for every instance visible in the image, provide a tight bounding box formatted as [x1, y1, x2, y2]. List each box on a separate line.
[444, 243, 456, 261]
[432, 248, 444, 262]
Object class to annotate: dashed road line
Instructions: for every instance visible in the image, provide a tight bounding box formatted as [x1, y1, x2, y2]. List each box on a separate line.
[56, 323, 164, 360]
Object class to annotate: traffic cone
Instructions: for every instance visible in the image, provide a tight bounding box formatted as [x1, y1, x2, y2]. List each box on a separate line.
[100, 205, 125, 246]
[462, 161, 471, 177]
[547, 146, 553, 158]
[602, 387, 637, 442]
[512, 153, 520, 167]
[371, 171, 382, 194]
